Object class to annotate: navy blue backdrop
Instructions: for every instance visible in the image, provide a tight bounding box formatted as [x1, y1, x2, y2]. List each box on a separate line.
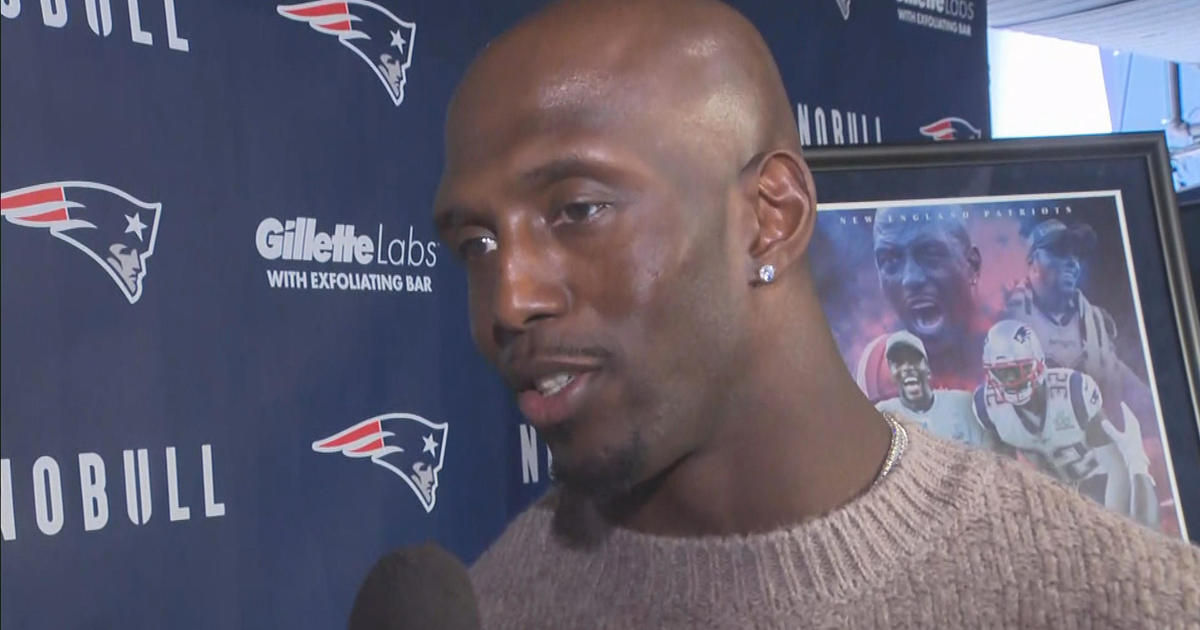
[0, 0, 988, 627]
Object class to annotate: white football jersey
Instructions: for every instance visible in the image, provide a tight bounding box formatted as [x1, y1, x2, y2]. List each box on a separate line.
[877, 390, 994, 449]
[972, 368, 1124, 503]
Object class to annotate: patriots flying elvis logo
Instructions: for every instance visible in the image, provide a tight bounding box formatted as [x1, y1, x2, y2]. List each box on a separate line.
[1, 181, 161, 304]
[313, 412, 448, 513]
[919, 116, 982, 141]
[278, 0, 417, 106]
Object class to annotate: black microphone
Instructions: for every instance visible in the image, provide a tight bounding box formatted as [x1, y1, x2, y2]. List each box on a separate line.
[347, 542, 482, 630]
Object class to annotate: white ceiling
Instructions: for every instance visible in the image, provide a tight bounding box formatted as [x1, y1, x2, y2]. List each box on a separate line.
[988, 0, 1200, 63]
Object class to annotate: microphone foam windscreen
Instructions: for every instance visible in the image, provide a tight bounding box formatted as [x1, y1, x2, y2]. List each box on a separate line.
[347, 541, 481, 630]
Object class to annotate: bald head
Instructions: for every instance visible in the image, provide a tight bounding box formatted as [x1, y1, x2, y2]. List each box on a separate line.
[444, 0, 799, 183]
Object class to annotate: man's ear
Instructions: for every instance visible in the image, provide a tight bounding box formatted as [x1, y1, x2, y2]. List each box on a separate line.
[745, 150, 817, 268]
[967, 245, 982, 279]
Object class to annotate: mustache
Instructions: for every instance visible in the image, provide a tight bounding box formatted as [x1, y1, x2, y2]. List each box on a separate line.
[498, 336, 615, 365]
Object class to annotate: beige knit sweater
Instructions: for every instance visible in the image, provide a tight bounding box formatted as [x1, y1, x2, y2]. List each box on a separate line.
[470, 426, 1200, 629]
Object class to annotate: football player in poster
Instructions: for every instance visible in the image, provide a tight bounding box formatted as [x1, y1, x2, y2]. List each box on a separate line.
[873, 330, 994, 449]
[1002, 218, 1156, 427]
[856, 207, 988, 400]
[972, 320, 1159, 528]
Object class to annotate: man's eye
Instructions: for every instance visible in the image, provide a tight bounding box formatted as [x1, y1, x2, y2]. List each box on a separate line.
[458, 235, 497, 260]
[876, 251, 900, 270]
[556, 201, 611, 225]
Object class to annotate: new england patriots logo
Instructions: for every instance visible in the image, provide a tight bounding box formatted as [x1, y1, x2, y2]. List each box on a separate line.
[1013, 325, 1033, 344]
[919, 117, 982, 141]
[313, 412, 448, 513]
[278, 0, 416, 106]
[1, 181, 161, 304]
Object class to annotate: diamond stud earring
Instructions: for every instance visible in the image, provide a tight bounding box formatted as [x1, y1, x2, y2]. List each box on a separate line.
[758, 264, 776, 284]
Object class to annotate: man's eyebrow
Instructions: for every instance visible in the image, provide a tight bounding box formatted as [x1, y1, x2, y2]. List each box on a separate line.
[433, 155, 634, 232]
[518, 155, 626, 188]
[433, 205, 474, 233]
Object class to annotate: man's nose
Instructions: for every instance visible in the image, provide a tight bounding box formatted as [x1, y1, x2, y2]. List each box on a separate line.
[490, 229, 569, 348]
[900, 254, 926, 289]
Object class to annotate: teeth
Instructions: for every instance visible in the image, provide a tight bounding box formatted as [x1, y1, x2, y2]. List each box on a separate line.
[535, 373, 575, 396]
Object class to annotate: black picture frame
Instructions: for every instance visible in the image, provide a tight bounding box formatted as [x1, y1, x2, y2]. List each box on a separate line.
[805, 132, 1200, 540]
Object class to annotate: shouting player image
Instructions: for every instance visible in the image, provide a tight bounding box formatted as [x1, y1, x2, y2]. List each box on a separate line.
[874, 331, 994, 449]
[972, 320, 1158, 528]
[856, 208, 988, 400]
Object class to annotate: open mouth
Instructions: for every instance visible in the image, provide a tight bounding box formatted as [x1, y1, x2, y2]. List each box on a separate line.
[907, 299, 944, 336]
[516, 370, 598, 430]
[535, 372, 576, 397]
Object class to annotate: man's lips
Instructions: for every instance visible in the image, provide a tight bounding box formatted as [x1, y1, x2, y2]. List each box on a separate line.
[905, 295, 938, 312]
[516, 369, 599, 431]
[500, 350, 606, 428]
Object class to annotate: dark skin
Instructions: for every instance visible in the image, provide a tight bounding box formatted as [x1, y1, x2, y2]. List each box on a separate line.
[887, 346, 933, 412]
[872, 215, 981, 355]
[435, 0, 889, 543]
[1028, 243, 1083, 320]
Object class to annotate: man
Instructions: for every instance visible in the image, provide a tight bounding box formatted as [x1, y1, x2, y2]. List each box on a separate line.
[434, 1, 1198, 627]
[972, 320, 1159, 528]
[856, 208, 987, 401]
[874, 330, 993, 449]
[1003, 218, 1155, 425]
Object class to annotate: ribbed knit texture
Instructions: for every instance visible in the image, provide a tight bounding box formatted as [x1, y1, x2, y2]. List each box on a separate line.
[470, 426, 1200, 629]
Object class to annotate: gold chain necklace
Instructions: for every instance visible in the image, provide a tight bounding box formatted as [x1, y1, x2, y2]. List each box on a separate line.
[871, 413, 908, 489]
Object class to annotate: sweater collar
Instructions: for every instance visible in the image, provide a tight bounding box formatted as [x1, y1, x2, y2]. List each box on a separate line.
[534, 427, 977, 608]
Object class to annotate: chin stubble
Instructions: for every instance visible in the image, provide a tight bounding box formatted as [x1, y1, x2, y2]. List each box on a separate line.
[548, 431, 645, 549]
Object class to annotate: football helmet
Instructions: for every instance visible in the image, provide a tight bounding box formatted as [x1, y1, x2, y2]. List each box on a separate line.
[982, 319, 1046, 406]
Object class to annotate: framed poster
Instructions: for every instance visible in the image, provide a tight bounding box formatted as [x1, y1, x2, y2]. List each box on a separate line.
[806, 133, 1200, 540]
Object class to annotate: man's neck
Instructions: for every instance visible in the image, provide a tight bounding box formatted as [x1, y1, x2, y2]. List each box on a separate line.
[1013, 387, 1049, 432]
[1031, 284, 1076, 323]
[919, 325, 978, 376]
[606, 300, 892, 538]
[902, 391, 935, 414]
